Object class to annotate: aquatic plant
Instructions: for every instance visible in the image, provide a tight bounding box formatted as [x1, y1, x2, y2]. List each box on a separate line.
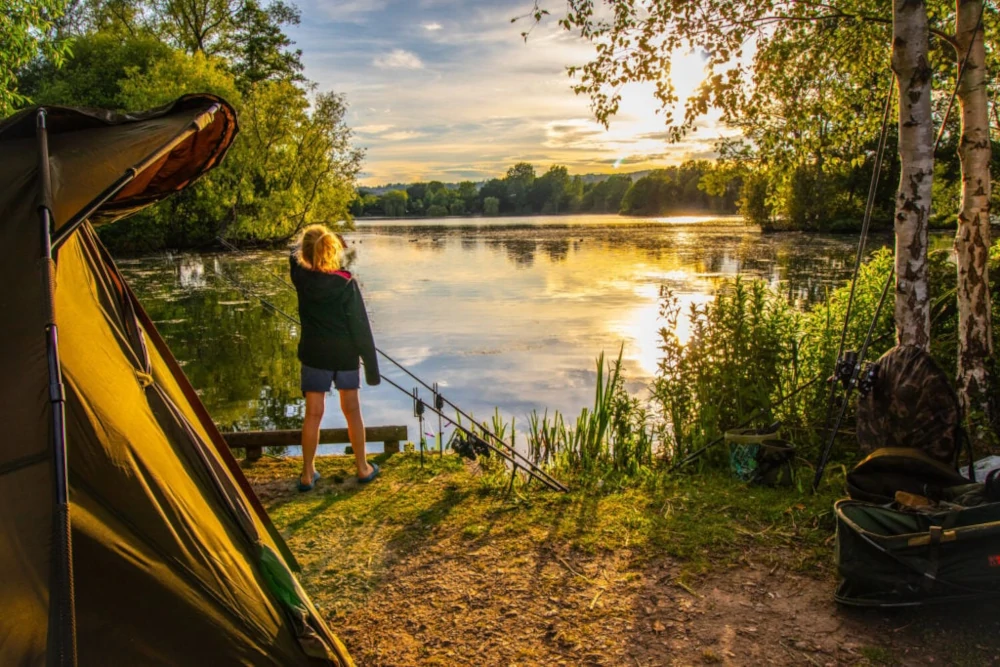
[520, 347, 653, 485]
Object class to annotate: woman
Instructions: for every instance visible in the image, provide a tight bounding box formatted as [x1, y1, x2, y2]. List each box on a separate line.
[289, 224, 381, 490]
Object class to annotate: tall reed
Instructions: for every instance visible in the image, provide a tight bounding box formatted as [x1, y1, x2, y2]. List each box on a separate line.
[524, 346, 652, 482]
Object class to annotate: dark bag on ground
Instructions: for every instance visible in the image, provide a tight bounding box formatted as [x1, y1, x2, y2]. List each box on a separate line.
[835, 492, 1000, 607]
[834, 346, 1000, 607]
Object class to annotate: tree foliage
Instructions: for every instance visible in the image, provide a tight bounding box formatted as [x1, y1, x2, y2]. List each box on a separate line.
[2, 0, 72, 114]
[542, 1, 998, 231]
[17, 0, 361, 251]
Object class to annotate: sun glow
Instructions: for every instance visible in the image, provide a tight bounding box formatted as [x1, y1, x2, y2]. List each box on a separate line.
[611, 282, 711, 377]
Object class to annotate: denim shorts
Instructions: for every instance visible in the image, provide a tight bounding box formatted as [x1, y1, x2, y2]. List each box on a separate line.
[300, 364, 360, 394]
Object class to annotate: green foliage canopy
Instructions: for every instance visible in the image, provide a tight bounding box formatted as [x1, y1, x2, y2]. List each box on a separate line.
[2, 0, 71, 114]
[15, 0, 362, 251]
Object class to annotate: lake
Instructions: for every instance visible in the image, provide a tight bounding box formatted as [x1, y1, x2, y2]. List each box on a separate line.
[117, 214, 891, 454]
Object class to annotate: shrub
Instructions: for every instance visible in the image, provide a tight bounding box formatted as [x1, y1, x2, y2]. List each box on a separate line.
[653, 278, 801, 466]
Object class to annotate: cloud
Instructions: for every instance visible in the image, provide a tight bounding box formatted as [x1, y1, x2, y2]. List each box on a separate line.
[380, 131, 428, 141]
[355, 124, 395, 134]
[287, 0, 737, 184]
[303, 0, 387, 22]
[543, 119, 607, 149]
[373, 49, 424, 70]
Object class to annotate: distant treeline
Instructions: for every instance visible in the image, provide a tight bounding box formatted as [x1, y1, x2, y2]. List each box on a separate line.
[353, 161, 740, 218]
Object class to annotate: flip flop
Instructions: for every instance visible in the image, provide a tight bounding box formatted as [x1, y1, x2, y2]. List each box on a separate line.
[297, 471, 320, 492]
[358, 463, 380, 484]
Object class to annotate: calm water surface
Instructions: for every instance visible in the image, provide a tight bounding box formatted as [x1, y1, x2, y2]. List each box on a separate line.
[118, 214, 890, 453]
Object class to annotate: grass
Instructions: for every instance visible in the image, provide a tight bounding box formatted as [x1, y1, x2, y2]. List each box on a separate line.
[243, 453, 844, 614]
[860, 646, 901, 667]
[242, 453, 1000, 666]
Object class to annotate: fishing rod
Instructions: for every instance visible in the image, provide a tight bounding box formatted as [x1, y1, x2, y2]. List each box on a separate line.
[210, 262, 569, 492]
[812, 267, 895, 491]
[819, 77, 894, 451]
[215, 237, 570, 492]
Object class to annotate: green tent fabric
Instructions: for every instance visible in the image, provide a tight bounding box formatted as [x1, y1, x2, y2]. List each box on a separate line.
[0, 96, 353, 666]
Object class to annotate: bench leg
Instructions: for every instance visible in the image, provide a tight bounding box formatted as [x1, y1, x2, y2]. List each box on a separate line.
[384, 440, 400, 454]
[246, 446, 263, 462]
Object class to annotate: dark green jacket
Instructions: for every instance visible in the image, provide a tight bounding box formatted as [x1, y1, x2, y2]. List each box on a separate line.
[289, 253, 380, 385]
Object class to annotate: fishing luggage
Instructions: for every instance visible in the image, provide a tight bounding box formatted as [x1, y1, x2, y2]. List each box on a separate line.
[835, 449, 1000, 606]
[835, 495, 1000, 607]
[832, 346, 1000, 607]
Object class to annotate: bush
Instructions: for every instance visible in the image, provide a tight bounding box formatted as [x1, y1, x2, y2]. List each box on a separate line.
[653, 278, 801, 466]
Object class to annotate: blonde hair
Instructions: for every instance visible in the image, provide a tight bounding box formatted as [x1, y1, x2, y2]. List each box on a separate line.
[295, 224, 343, 273]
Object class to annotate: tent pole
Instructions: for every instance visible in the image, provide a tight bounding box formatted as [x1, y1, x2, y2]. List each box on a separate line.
[37, 109, 78, 667]
[51, 104, 221, 251]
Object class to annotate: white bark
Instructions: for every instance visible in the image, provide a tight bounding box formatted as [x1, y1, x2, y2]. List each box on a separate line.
[954, 0, 993, 424]
[891, 0, 934, 349]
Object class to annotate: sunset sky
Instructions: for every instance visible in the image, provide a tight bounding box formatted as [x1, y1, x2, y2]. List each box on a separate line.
[288, 0, 733, 185]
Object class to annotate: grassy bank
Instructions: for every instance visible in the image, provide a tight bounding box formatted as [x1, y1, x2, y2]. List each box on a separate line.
[245, 454, 997, 666]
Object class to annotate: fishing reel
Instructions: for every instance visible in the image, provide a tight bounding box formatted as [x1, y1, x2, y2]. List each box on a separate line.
[449, 430, 492, 461]
[832, 351, 879, 397]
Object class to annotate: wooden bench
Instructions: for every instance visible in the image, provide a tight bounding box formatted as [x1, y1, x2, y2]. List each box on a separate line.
[222, 425, 407, 461]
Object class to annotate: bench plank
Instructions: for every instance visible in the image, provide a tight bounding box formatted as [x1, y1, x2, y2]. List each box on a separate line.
[223, 426, 407, 460]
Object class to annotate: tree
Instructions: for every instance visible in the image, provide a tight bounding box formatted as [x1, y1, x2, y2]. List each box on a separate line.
[105, 48, 360, 246]
[738, 172, 773, 226]
[583, 174, 632, 213]
[228, 0, 303, 89]
[152, 0, 241, 54]
[618, 163, 731, 216]
[381, 190, 408, 217]
[406, 182, 428, 212]
[2, 0, 71, 113]
[891, 0, 934, 349]
[505, 162, 536, 213]
[457, 180, 480, 214]
[530, 165, 570, 213]
[479, 178, 508, 212]
[20, 32, 171, 109]
[952, 0, 993, 434]
[228, 83, 362, 240]
[483, 196, 500, 216]
[60, 0, 153, 38]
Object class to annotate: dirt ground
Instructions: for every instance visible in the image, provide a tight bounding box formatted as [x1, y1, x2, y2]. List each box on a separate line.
[247, 457, 1000, 667]
[330, 538, 997, 666]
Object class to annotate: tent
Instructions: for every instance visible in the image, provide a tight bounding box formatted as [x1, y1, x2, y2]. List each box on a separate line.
[0, 95, 353, 666]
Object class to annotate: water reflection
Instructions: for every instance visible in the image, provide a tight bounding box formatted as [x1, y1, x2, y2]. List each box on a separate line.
[119, 215, 896, 452]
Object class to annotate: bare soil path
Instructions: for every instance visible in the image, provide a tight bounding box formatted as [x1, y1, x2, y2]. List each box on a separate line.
[245, 455, 999, 666]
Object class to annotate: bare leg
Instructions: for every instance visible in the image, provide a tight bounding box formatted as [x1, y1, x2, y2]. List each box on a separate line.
[340, 389, 373, 478]
[301, 391, 325, 486]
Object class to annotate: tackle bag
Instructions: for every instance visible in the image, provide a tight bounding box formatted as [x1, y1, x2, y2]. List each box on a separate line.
[834, 497, 1000, 607]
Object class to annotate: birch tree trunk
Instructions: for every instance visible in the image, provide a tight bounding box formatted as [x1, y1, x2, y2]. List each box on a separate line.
[954, 0, 993, 433]
[891, 0, 934, 349]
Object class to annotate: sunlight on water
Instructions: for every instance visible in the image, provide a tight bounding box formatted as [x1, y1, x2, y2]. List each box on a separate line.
[119, 215, 894, 453]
